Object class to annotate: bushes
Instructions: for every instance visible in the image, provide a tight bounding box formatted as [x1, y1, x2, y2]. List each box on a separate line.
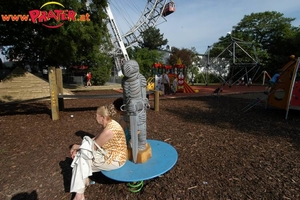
[195, 72, 220, 84]
[90, 65, 111, 85]
[87, 54, 114, 86]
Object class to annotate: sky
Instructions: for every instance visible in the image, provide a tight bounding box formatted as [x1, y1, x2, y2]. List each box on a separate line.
[110, 0, 300, 54]
[2, 0, 300, 63]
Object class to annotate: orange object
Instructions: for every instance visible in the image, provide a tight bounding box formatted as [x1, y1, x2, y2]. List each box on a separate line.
[267, 59, 297, 110]
[152, 63, 162, 68]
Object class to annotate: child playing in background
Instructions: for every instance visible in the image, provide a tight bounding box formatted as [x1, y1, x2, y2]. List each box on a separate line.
[171, 77, 178, 94]
[86, 72, 92, 87]
[264, 69, 282, 94]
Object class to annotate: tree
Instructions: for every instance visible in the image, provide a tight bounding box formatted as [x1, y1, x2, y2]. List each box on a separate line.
[168, 47, 198, 79]
[229, 11, 300, 72]
[168, 47, 195, 66]
[125, 26, 167, 78]
[128, 46, 164, 79]
[139, 27, 168, 50]
[0, 0, 112, 85]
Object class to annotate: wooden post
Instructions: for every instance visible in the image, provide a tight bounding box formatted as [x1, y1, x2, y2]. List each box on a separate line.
[55, 68, 64, 111]
[154, 90, 159, 111]
[49, 67, 59, 120]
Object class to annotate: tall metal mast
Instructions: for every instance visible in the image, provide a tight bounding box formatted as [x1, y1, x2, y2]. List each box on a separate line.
[105, 4, 130, 75]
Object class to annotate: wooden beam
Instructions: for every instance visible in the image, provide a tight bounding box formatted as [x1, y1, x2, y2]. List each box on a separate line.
[48, 67, 59, 120]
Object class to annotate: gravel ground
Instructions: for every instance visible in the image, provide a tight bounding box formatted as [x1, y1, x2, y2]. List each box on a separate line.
[1, 89, 299, 200]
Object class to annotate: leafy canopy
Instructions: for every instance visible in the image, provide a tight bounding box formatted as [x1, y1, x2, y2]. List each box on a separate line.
[126, 27, 167, 78]
[211, 11, 300, 73]
[139, 27, 168, 50]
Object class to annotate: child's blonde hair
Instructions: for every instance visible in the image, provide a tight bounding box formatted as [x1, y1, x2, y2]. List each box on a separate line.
[97, 104, 117, 120]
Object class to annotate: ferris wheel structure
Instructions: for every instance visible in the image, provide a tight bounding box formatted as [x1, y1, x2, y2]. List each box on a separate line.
[106, 0, 175, 75]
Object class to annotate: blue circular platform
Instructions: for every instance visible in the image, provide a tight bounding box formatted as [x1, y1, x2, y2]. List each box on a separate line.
[101, 139, 178, 182]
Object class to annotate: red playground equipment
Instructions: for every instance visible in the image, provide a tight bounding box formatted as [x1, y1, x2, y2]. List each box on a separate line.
[266, 55, 300, 119]
[149, 59, 196, 94]
[243, 55, 300, 119]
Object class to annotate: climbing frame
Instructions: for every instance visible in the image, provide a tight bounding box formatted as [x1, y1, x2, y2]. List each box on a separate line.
[267, 57, 297, 110]
[265, 56, 300, 119]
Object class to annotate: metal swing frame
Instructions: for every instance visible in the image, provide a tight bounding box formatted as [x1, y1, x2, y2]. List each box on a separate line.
[202, 36, 260, 86]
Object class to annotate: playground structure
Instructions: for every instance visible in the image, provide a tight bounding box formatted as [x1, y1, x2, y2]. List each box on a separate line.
[104, 0, 176, 76]
[201, 36, 260, 87]
[47, 60, 178, 192]
[243, 56, 300, 119]
[102, 139, 178, 192]
[269, 56, 300, 119]
[252, 70, 272, 86]
[147, 61, 197, 94]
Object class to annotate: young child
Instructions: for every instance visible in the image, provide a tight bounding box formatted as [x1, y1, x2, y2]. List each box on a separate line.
[86, 72, 92, 87]
[264, 69, 282, 94]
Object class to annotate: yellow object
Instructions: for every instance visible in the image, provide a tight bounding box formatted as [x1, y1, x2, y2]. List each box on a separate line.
[290, 55, 295, 60]
[176, 58, 183, 65]
[127, 143, 152, 164]
[147, 77, 155, 91]
[147, 82, 154, 91]
[267, 59, 297, 110]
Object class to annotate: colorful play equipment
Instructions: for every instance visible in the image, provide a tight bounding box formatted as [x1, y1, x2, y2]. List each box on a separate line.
[243, 55, 300, 119]
[102, 60, 178, 192]
[267, 56, 300, 119]
[101, 139, 178, 192]
[147, 59, 197, 94]
[253, 70, 272, 85]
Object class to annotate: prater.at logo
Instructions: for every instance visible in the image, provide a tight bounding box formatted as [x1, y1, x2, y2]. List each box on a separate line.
[1, 1, 90, 29]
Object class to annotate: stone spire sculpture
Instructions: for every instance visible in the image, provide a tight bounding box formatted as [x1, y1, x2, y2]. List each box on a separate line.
[121, 60, 151, 163]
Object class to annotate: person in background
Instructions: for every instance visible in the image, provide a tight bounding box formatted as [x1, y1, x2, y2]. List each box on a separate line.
[162, 72, 170, 95]
[264, 69, 282, 94]
[241, 77, 245, 85]
[25, 64, 31, 73]
[86, 72, 92, 87]
[172, 77, 178, 94]
[42, 65, 48, 79]
[69, 104, 127, 200]
[248, 77, 252, 86]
